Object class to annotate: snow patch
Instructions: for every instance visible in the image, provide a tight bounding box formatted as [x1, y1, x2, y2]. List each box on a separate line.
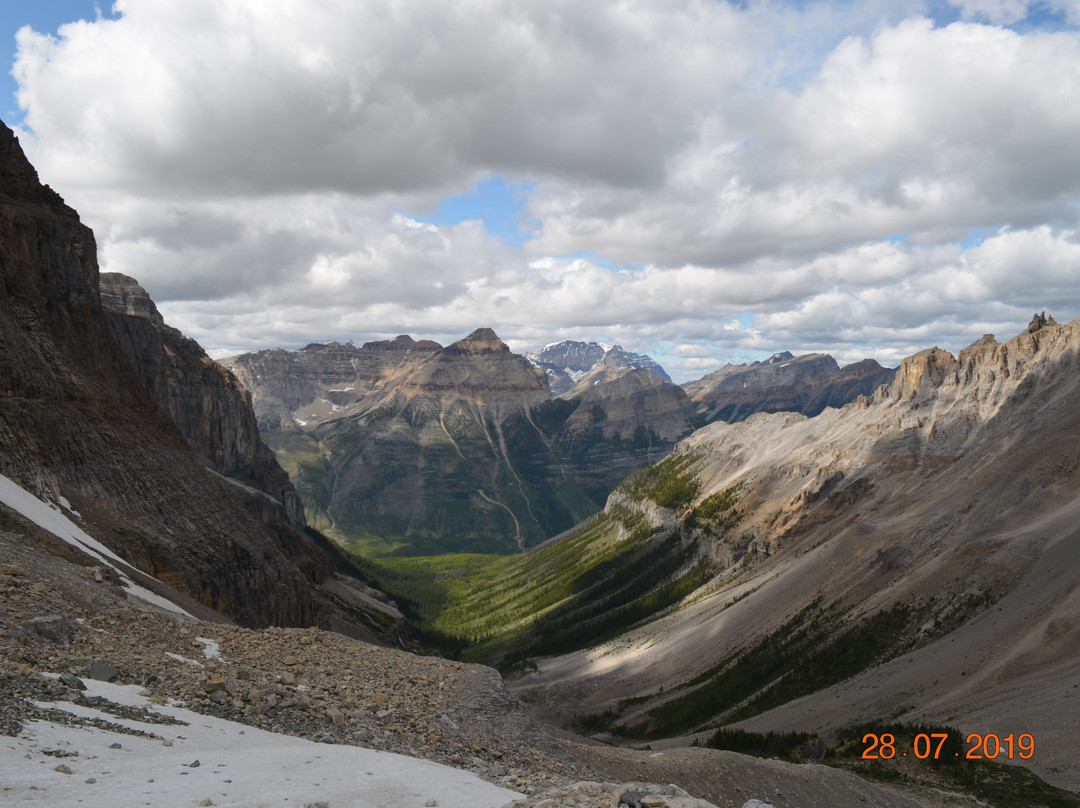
[196, 637, 223, 661]
[55, 495, 81, 519]
[164, 652, 204, 668]
[2, 677, 521, 808]
[0, 473, 194, 620]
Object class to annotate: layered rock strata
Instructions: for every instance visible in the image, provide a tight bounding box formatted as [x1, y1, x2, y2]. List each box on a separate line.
[0, 121, 369, 634]
[100, 273, 305, 528]
[227, 332, 698, 554]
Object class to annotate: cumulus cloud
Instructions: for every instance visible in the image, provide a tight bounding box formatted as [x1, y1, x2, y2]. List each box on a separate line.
[15, 0, 752, 196]
[9, 0, 1080, 382]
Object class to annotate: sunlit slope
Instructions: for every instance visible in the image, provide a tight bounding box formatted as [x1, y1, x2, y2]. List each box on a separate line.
[363, 453, 743, 666]
[508, 316, 1080, 793]
[231, 333, 694, 556]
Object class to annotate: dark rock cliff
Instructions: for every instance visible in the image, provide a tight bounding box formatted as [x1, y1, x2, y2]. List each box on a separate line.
[99, 273, 305, 528]
[0, 121, 373, 633]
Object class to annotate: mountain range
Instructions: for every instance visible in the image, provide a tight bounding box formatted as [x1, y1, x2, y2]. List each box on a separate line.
[495, 312, 1080, 795]
[225, 337, 892, 556]
[223, 332, 700, 555]
[4, 117, 1078, 806]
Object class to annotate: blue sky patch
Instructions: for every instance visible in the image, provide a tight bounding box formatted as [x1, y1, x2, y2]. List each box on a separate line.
[959, 226, 998, 249]
[409, 175, 540, 247]
[1, 0, 121, 125]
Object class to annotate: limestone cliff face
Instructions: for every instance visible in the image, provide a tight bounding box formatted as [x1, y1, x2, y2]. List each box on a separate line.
[392, 328, 550, 421]
[100, 273, 305, 528]
[680, 314, 1080, 560]
[891, 346, 958, 401]
[224, 336, 442, 430]
[683, 352, 895, 423]
[0, 122, 374, 634]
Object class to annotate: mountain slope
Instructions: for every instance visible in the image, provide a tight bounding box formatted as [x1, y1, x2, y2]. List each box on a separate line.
[501, 315, 1080, 792]
[100, 272, 307, 528]
[226, 334, 698, 556]
[0, 497, 949, 808]
[0, 121, 388, 637]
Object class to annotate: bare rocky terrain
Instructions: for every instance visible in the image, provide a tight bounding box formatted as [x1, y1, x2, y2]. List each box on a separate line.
[512, 315, 1080, 797]
[681, 351, 895, 423]
[1, 522, 974, 808]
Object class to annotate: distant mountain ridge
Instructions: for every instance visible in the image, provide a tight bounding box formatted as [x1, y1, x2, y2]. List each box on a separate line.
[226, 334, 897, 555]
[225, 334, 698, 555]
[527, 340, 671, 395]
[682, 351, 896, 423]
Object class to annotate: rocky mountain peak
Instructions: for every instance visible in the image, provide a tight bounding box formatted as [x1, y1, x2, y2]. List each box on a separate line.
[754, 350, 795, 366]
[447, 327, 508, 354]
[364, 334, 442, 353]
[893, 346, 957, 400]
[528, 340, 671, 395]
[963, 333, 999, 351]
[529, 341, 610, 371]
[1028, 310, 1058, 333]
[98, 272, 166, 327]
[0, 123, 99, 317]
[0, 123, 75, 215]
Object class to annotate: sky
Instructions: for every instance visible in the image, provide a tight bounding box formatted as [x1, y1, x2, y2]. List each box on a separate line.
[5, 0, 1080, 382]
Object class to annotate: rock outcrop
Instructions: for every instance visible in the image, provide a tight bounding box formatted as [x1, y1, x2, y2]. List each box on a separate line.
[0, 121, 380, 636]
[225, 336, 443, 431]
[390, 327, 551, 421]
[100, 273, 306, 528]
